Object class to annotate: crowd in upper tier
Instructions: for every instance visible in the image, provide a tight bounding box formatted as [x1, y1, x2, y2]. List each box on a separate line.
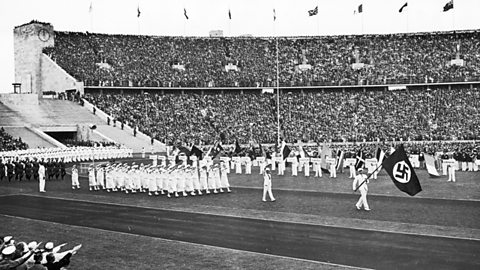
[0, 128, 28, 152]
[84, 87, 480, 145]
[43, 30, 480, 88]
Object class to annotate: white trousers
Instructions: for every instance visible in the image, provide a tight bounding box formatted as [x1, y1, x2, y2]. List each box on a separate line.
[349, 165, 356, 178]
[356, 189, 369, 210]
[448, 167, 456, 182]
[263, 184, 275, 201]
[39, 177, 46, 192]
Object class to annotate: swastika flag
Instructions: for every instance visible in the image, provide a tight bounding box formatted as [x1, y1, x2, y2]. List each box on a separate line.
[382, 144, 422, 196]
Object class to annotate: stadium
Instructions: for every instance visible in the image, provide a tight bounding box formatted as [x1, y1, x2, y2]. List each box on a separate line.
[0, 1, 479, 269]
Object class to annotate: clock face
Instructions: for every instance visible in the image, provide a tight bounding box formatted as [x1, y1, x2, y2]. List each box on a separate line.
[38, 28, 50, 42]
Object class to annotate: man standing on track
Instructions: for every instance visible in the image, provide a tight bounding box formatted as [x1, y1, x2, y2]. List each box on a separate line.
[352, 168, 370, 211]
[39, 162, 46, 193]
[262, 167, 275, 202]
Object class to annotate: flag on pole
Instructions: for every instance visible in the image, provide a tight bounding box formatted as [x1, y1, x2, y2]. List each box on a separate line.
[234, 140, 243, 154]
[273, 8, 276, 21]
[355, 150, 365, 170]
[443, 0, 453, 12]
[382, 145, 422, 196]
[89, 2, 93, 13]
[177, 145, 190, 156]
[137, 5, 141, 17]
[424, 154, 441, 177]
[376, 147, 386, 166]
[228, 9, 232, 20]
[189, 145, 204, 159]
[184, 8, 189, 19]
[399, 2, 408, 13]
[280, 141, 291, 160]
[308, 6, 318, 16]
[336, 150, 345, 171]
[211, 142, 224, 158]
[320, 143, 331, 173]
[358, 4, 363, 13]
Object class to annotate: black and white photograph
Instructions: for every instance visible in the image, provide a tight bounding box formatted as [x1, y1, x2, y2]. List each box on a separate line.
[0, 0, 479, 269]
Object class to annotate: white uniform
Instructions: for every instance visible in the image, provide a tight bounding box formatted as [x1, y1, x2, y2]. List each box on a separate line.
[220, 163, 231, 191]
[262, 171, 275, 202]
[291, 161, 298, 176]
[191, 168, 201, 194]
[148, 171, 158, 195]
[304, 162, 310, 177]
[184, 169, 194, 193]
[88, 168, 96, 190]
[176, 169, 187, 196]
[39, 164, 46, 192]
[96, 167, 105, 189]
[278, 160, 285, 175]
[349, 164, 356, 178]
[314, 162, 322, 177]
[353, 174, 370, 211]
[329, 160, 337, 178]
[245, 159, 252, 174]
[235, 160, 242, 174]
[199, 167, 209, 192]
[447, 162, 456, 182]
[105, 168, 115, 190]
[207, 167, 218, 192]
[71, 167, 79, 189]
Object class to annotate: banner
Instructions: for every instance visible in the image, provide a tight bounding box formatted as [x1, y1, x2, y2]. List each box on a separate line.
[424, 154, 440, 177]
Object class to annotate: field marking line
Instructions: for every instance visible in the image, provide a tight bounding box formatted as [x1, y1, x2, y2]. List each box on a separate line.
[0, 193, 22, 197]
[0, 213, 373, 270]
[231, 185, 480, 202]
[8, 193, 480, 242]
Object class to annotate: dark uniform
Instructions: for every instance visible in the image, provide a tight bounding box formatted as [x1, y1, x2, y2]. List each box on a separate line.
[53, 160, 60, 179]
[14, 160, 24, 181]
[46, 159, 53, 180]
[0, 160, 5, 181]
[60, 159, 66, 180]
[25, 160, 33, 181]
[6, 161, 14, 182]
[33, 159, 40, 181]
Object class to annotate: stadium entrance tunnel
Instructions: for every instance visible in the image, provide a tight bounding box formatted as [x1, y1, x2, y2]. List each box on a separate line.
[44, 131, 76, 144]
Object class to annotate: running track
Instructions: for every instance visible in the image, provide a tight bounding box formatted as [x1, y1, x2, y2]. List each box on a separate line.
[0, 195, 479, 269]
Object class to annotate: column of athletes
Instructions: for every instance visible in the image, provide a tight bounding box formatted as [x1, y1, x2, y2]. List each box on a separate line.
[80, 150, 383, 198]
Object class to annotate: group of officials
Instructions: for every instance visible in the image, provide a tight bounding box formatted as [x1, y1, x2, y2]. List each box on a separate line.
[0, 235, 81, 270]
[80, 160, 232, 198]
[0, 157, 66, 182]
[0, 146, 133, 193]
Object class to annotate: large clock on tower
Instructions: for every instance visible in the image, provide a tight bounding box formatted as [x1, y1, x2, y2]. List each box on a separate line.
[38, 28, 50, 42]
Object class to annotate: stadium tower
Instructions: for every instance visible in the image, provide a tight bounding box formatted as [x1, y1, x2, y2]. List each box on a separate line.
[0, 21, 162, 152]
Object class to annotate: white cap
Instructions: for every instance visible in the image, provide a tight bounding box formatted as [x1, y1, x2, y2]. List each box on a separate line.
[28, 241, 38, 250]
[44, 242, 54, 250]
[3, 236, 13, 243]
[1, 245, 15, 256]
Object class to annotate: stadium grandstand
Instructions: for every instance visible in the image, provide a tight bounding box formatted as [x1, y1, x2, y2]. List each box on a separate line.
[1, 1, 480, 269]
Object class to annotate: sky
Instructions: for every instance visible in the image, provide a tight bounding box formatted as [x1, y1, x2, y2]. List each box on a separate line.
[0, 0, 479, 93]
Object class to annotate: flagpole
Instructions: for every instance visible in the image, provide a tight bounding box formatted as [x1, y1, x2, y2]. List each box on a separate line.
[89, 3, 93, 32]
[275, 19, 280, 147]
[354, 162, 383, 192]
[406, 5, 409, 33]
[361, 11, 364, 34]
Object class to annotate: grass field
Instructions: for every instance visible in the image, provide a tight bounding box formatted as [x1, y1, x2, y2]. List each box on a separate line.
[0, 159, 479, 269]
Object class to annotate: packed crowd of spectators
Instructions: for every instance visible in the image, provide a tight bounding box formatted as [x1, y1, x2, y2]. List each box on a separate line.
[84, 87, 480, 145]
[44, 30, 480, 87]
[0, 128, 28, 152]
